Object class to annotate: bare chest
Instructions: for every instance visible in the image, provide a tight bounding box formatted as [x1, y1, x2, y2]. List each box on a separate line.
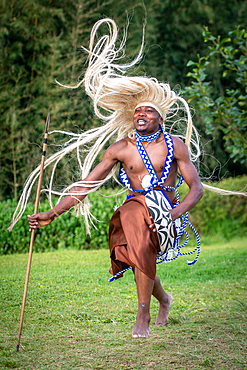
[120, 139, 173, 181]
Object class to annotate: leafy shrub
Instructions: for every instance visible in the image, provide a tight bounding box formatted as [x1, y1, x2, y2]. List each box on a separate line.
[0, 189, 126, 255]
[0, 176, 246, 254]
[179, 175, 247, 239]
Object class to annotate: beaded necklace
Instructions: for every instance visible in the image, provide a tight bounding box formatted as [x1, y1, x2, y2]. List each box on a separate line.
[135, 127, 161, 142]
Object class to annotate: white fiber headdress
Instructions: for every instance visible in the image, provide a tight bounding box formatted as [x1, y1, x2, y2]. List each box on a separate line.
[134, 103, 163, 117]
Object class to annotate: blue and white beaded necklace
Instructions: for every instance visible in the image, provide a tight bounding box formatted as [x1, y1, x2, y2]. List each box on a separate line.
[135, 128, 161, 142]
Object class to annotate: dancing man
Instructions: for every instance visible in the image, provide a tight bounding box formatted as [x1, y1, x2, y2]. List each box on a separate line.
[10, 19, 205, 338]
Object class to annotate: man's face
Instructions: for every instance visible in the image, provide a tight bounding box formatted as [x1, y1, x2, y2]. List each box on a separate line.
[133, 106, 163, 135]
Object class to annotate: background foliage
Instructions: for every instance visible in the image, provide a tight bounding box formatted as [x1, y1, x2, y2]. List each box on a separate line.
[184, 27, 247, 177]
[1, 176, 246, 255]
[0, 0, 247, 201]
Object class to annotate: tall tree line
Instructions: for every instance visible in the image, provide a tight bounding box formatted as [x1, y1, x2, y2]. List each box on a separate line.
[0, 0, 246, 200]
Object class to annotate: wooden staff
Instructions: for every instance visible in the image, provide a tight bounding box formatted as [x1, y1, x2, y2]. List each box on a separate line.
[17, 113, 50, 352]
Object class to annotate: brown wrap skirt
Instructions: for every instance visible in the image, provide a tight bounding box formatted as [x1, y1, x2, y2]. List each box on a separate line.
[108, 194, 160, 280]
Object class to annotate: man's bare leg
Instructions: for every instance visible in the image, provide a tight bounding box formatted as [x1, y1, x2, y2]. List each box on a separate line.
[152, 274, 173, 325]
[132, 267, 155, 338]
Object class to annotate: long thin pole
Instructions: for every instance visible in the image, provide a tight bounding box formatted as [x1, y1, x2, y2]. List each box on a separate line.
[16, 113, 50, 352]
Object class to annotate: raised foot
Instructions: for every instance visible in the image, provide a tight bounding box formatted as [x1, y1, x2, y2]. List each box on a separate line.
[155, 293, 173, 326]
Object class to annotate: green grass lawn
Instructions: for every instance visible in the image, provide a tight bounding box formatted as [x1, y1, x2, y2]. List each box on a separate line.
[0, 237, 246, 369]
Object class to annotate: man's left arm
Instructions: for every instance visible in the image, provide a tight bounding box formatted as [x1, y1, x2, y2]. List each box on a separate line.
[169, 137, 203, 221]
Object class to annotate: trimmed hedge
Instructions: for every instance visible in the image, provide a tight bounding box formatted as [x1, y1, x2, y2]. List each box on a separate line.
[0, 176, 246, 254]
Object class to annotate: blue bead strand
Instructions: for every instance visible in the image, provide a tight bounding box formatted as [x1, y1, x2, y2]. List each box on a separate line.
[108, 266, 133, 282]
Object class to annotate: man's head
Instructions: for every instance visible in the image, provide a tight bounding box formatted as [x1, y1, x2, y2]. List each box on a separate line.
[133, 105, 163, 135]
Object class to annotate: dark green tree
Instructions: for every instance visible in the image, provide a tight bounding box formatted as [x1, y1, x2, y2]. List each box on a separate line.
[145, 0, 247, 87]
[0, 0, 67, 199]
[1, 0, 246, 200]
[184, 27, 247, 178]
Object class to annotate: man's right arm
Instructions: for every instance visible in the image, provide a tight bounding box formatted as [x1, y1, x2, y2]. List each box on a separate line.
[28, 141, 121, 230]
[169, 136, 203, 221]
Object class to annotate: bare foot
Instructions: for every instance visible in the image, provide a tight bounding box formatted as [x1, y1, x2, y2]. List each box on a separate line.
[132, 314, 150, 338]
[155, 293, 173, 326]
